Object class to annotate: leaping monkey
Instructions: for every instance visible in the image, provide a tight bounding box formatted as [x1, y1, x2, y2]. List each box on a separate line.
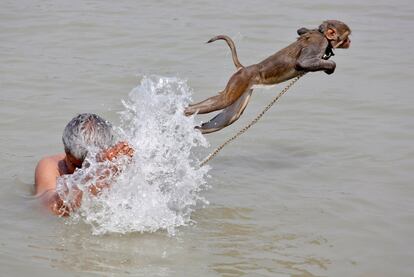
[185, 20, 351, 134]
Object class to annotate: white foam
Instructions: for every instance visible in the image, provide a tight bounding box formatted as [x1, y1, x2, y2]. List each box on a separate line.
[57, 76, 210, 235]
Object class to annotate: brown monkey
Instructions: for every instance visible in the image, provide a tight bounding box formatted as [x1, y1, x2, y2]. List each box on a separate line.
[185, 20, 351, 134]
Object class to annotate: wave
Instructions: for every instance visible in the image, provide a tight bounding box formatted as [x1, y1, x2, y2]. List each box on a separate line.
[58, 76, 210, 235]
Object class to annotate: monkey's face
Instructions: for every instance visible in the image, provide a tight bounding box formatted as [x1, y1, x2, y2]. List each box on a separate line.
[336, 32, 351, 49]
[326, 28, 351, 49]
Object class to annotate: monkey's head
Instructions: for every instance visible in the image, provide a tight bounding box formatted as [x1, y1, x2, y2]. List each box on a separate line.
[319, 20, 351, 49]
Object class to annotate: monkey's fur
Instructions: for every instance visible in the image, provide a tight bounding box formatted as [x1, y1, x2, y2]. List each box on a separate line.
[185, 20, 351, 134]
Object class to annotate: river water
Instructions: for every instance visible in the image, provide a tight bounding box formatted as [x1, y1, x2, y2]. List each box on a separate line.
[1, 0, 413, 276]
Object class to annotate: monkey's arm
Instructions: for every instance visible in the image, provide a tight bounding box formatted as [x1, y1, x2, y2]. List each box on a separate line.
[295, 44, 336, 74]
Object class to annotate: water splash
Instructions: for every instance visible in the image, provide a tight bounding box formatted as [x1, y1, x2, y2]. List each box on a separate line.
[57, 76, 210, 235]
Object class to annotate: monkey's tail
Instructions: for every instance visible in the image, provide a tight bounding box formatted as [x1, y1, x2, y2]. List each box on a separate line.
[207, 35, 244, 69]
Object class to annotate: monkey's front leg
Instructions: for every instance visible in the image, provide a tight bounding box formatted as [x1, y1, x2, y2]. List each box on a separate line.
[296, 57, 336, 74]
[295, 46, 336, 74]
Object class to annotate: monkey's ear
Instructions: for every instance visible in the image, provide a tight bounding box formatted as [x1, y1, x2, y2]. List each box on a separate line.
[325, 28, 338, 41]
[297, 27, 310, 35]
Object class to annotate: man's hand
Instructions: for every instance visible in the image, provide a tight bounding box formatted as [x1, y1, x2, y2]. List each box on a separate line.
[98, 141, 134, 162]
[81, 141, 134, 197]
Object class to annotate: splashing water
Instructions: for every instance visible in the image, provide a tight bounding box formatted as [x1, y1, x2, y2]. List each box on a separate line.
[57, 76, 210, 235]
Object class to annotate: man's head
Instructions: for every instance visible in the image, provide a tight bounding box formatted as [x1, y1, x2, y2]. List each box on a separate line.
[62, 113, 116, 169]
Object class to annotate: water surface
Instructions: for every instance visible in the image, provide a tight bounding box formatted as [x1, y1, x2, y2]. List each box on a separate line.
[1, 0, 413, 276]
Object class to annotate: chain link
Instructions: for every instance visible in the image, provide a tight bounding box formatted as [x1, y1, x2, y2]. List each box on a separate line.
[199, 73, 305, 167]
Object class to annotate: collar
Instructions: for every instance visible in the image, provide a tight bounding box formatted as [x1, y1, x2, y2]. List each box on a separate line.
[323, 46, 335, 60]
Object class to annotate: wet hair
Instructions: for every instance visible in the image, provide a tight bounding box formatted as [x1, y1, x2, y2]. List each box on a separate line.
[62, 113, 116, 161]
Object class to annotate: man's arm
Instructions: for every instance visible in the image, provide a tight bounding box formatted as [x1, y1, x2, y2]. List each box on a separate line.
[98, 141, 134, 162]
[35, 143, 134, 216]
[88, 141, 135, 194]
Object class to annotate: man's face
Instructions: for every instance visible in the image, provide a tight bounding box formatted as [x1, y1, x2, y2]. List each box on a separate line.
[65, 153, 83, 174]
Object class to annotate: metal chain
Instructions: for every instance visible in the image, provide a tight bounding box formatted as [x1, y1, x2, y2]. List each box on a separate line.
[199, 73, 305, 167]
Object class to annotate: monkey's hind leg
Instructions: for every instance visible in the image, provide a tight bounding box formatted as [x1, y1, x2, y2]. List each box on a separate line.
[185, 68, 252, 116]
[184, 93, 228, 116]
[196, 89, 253, 134]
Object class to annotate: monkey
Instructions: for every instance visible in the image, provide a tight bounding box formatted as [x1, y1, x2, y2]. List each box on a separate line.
[184, 20, 351, 134]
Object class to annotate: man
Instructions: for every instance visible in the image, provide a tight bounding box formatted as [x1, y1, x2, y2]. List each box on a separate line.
[35, 113, 133, 216]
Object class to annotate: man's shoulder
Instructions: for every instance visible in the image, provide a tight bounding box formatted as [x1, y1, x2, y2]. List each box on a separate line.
[36, 154, 63, 171]
[34, 154, 65, 195]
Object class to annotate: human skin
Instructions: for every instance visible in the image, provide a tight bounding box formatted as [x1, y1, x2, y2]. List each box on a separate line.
[34, 142, 133, 216]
